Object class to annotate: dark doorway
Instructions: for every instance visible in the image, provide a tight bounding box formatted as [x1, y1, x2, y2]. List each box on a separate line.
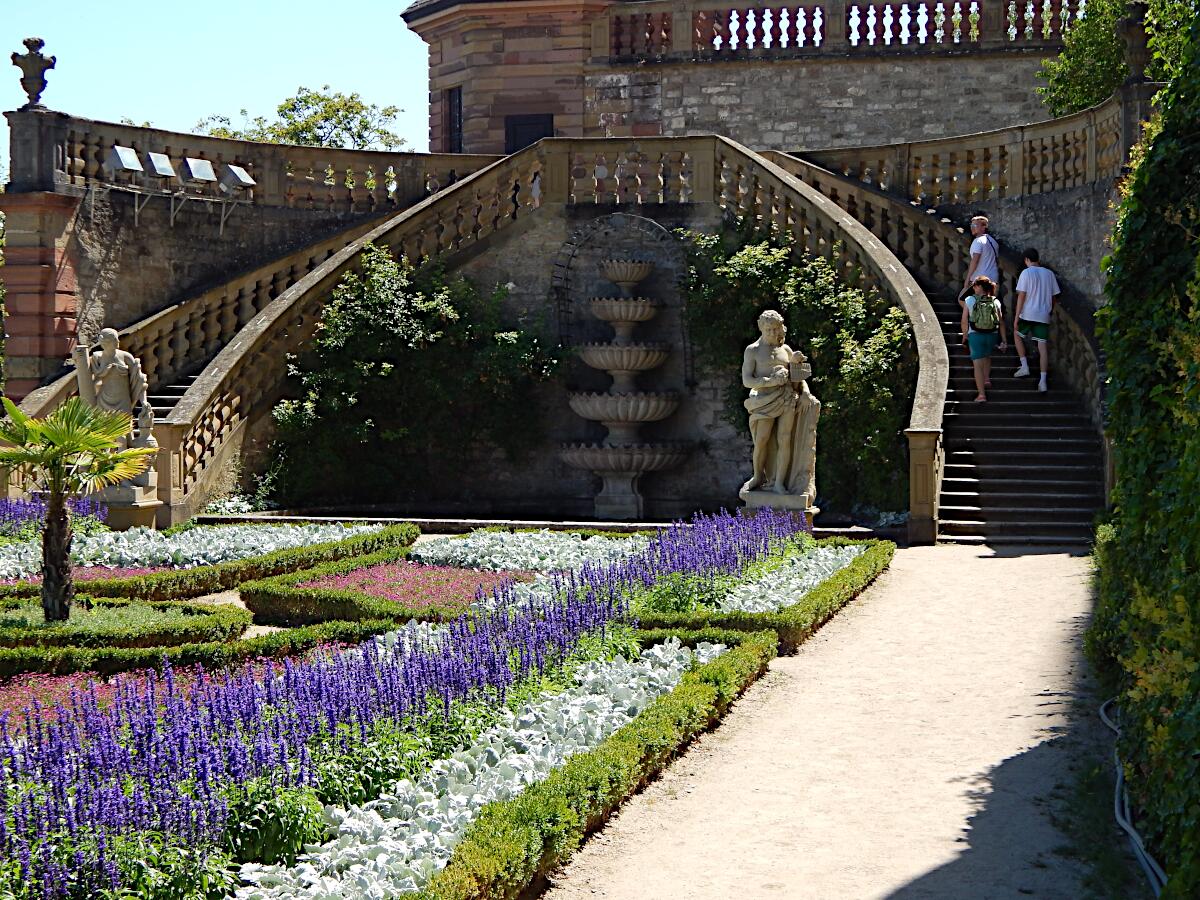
[505, 114, 554, 154]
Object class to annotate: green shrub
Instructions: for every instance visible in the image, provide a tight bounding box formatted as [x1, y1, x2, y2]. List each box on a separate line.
[0, 618, 399, 678]
[239, 545, 470, 626]
[263, 245, 561, 506]
[1037, 0, 1193, 116]
[223, 779, 324, 866]
[0, 597, 249, 648]
[678, 228, 916, 514]
[419, 630, 777, 900]
[0, 522, 420, 603]
[1092, 17, 1200, 895]
[635, 539, 894, 653]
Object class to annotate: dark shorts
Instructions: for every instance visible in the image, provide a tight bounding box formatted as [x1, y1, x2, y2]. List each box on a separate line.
[967, 331, 999, 360]
[1018, 319, 1050, 342]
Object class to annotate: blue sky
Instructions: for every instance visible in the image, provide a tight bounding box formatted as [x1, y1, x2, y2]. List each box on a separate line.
[1, 1, 432, 180]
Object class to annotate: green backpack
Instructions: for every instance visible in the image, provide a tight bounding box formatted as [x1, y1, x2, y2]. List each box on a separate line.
[970, 297, 1001, 333]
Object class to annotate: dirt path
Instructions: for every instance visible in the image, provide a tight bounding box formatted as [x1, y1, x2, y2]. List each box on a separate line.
[544, 544, 1111, 900]
[189, 589, 281, 638]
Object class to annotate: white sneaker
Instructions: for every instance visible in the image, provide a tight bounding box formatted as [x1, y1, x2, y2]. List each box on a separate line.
[1014, 364, 1031, 378]
[1038, 380, 1048, 393]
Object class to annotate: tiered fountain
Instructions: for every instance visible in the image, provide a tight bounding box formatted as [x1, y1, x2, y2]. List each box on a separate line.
[561, 259, 689, 520]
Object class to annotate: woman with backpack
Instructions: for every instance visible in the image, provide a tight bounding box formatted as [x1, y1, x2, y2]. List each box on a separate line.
[961, 276, 1008, 402]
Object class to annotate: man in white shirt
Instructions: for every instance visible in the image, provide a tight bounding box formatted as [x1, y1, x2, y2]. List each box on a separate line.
[1013, 247, 1062, 393]
[963, 215, 1000, 292]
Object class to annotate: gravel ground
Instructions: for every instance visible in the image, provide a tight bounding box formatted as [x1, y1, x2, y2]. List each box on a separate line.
[543, 543, 1114, 900]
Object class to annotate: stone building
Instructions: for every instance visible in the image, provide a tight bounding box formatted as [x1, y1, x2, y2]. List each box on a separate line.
[402, 0, 1072, 155]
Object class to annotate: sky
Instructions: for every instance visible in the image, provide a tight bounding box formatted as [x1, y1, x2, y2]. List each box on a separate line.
[1, 0, 432, 180]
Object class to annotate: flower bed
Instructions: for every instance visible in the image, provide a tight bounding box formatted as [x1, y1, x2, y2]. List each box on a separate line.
[0, 522, 384, 581]
[0, 597, 251, 649]
[409, 529, 648, 572]
[0, 523, 420, 604]
[238, 638, 731, 898]
[240, 545, 527, 626]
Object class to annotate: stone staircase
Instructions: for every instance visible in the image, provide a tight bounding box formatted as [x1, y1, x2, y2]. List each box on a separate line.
[146, 374, 201, 421]
[930, 289, 1104, 544]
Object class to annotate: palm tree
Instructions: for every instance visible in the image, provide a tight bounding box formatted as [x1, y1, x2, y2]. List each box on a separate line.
[0, 397, 156, 621]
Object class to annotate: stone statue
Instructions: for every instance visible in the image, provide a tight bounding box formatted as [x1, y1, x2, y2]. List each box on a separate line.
[73, 328, 149, 446]
[11, 38, 55, 110]
[740, 310, 821, 506]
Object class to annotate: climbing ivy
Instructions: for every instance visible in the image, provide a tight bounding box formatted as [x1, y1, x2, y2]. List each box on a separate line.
[1092, 15, 1200, 896]
[678, 226, 916, 517]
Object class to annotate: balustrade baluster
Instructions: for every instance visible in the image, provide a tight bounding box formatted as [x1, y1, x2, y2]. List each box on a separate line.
[201, 295, 223, 359]
[1031, 0, 1043, 38]
[695, 10, 714, 52]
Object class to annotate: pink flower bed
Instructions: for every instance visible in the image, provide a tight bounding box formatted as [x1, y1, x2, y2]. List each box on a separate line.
[1, 565, 173, 586]
[298, 561, 529, 612]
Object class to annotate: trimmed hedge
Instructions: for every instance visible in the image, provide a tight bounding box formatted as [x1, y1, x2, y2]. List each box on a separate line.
[635, 538, 894, 653]
[0, 597, 250, 649]
[0, 523, 420, 603]
[0, 618, 400, 679]
[418, 629, 777, 900]
[240, 545, 469, 626]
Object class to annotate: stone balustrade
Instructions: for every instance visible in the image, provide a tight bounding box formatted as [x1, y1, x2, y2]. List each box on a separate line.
[35, 137, 938, 533]
[4, 110, 498, 213]
[603, 0, 1079, 60]
[800, 83, 1158, 205]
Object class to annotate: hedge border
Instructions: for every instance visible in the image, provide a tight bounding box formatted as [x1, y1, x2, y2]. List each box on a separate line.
[416, 629, 777, 899]
[0, 523, 420, 603]
[0, 597, 251, 649]
[0, 618, 401, 679]
[634, 538, 895, 653]
[239, 545, 472, 626]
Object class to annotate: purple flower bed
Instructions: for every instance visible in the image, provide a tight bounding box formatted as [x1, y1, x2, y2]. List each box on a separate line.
[0, 588, 624, 896]
[0, 497, 106, 538]
[297, 561, 529, 613]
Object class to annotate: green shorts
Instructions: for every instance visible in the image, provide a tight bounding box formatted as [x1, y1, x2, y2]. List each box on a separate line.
[967, 331, 999, 360]
[1018, 319, 1050, 342]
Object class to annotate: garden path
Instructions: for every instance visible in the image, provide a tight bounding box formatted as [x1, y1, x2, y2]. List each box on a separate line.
[190, 590, 281, 638]
[544, 543, 1116, 899]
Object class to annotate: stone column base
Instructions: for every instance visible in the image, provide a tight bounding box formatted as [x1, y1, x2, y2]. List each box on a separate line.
[739, 489, 818, 528]
[103, 499, 164, 531]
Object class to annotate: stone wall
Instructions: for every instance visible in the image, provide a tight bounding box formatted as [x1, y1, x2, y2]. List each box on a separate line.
[69, 192, 380, 340]
[587, 52, 1056, 149]
[944, 179, 1120, 305]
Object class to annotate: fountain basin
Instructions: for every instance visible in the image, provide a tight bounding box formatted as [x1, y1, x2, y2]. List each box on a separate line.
[589, 297, 660, 324]
[601, 259, 654, 293]
[578, 343, 670, 372]
[560, 443, 691, 473]
[568, 392, 679, 424]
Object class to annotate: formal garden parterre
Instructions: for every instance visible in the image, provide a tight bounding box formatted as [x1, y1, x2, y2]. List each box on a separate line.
[0, 508, 891, 899]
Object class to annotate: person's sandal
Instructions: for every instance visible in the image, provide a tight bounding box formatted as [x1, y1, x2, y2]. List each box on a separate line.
[974, 394, 987, 403]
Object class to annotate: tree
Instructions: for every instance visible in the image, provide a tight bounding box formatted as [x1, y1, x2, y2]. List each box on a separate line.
[197, 85, 405, 151]
[0, 398, 155, 621]
[1037, 0, 1196, 116]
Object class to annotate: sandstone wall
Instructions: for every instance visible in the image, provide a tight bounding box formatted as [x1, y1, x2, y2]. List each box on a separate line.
[587, 52, 1056, 150]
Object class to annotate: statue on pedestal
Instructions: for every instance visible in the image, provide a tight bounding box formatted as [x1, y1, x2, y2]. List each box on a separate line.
[71, 329, 162, 528]
[739, 310, 820, 511]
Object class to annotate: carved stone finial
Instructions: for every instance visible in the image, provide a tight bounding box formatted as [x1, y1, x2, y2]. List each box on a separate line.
[11, 37, 55, 110]
[1117, 1, 1150, 85]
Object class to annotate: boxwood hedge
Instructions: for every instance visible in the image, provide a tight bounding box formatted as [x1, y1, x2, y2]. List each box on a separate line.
[0, 597, 251, 649]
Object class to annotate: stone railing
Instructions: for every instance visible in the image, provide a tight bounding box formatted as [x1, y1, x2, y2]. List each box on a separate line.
[102, 136, 942, 536]
[5, 110, 498, 213]
[603, 0, 1078, 60]
[766, 148, 1104, 428]
[800, 84, 1158, 205]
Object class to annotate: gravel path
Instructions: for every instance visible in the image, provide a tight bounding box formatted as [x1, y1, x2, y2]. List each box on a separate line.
[543, 544, 1108, 900]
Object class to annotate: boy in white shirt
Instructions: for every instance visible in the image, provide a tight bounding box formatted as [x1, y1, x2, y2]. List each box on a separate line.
[1013, 247, 1062, 393]
[963, 215, 1000, 291]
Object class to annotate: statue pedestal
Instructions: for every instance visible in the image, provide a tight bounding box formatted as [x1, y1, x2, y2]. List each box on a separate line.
[739, 489, 819, 528]
[94, 483, 162, 531]
[596, 473, 643, 521]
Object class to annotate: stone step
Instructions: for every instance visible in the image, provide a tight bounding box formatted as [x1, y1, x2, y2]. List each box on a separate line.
[942, 463, 1103, 482]
[939, 518, 1095, 539]
[941, 476, 1105, 496]
[939, 531, 1095, 546]
[945, 448, 1102, 466]
[939, 503, 1099, 523]
[944, 426, 1098, 442]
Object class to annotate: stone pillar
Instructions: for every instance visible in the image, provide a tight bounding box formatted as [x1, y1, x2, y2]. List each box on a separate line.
[1117, 2, 1155, 165]
[978, 0, 1009, 49]
[906, 427, 941, 544]
[823, 0, 848, 53]
[0, 191, 81, 401]
[4, 109, 67, 193]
